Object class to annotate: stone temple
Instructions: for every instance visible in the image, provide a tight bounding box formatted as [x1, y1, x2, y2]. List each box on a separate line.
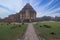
[4, 3, 36, 23]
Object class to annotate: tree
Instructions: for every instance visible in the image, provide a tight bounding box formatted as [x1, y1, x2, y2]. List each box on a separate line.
[41, 16, 52, 21]
[0, 17, 2, 22]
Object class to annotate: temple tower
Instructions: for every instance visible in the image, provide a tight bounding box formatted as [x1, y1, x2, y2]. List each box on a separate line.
[19, 3, 36, 22]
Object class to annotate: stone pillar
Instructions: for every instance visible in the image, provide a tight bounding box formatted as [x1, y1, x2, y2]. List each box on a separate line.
[29, 19, 31, 22]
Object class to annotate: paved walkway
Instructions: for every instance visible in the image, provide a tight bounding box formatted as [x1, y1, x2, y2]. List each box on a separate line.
[24, 23, 39, 40]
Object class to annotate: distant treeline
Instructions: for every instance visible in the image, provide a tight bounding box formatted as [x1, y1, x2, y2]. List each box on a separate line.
[35, 16, 60, 22]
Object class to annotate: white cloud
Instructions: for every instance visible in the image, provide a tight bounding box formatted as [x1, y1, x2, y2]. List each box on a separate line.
[0, 0, 24, 12]
[0, 0, 60, 18]
[48, 7, 60, 14]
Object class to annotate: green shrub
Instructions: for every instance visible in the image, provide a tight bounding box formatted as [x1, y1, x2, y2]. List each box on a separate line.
[40, 25, 42, 27]
[1, 24, 3, 25]
[10, 25, 17, 29]
[7, 23, 9, 25]
[8, 22, 10, 24]
[19, 25, 21, 27]
[43, 25, 51, 28]
[50, 32, 55, 35]
[22, 23, 24, 25]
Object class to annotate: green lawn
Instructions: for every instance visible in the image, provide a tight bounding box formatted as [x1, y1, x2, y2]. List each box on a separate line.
[0, 23, 27, 40]
[34, 22, 60, 40]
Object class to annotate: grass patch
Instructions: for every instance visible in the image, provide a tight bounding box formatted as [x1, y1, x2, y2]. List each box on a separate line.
[34, 22, 60, 40]
[0, 23, 27, 40]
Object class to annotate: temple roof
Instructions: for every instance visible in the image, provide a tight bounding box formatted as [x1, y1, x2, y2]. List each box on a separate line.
[23, 3, 33, 9]
[19, 3, 36, 14]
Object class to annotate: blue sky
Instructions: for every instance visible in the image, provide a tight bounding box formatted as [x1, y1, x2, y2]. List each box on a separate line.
[0, 0, 60, 18]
